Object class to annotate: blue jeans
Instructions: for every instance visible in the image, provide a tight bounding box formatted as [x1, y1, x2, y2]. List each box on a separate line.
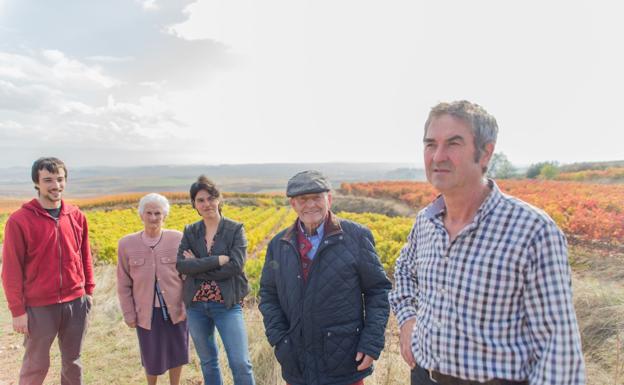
[186, 301, 255, 385]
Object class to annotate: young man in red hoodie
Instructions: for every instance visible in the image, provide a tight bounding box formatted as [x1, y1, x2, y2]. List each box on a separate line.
[2, 157, 95, 385]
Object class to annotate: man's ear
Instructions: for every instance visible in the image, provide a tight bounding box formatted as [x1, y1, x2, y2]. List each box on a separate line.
[481, 142, 495, 170]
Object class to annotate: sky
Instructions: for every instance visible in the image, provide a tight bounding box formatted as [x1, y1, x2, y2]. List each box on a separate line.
[0, 0, 622, 168]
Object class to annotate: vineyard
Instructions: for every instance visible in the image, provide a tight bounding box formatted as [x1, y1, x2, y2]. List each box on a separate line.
[0, 189, 623, 384]
[341, 180, 624, 246]
[0, 199, 413, 296]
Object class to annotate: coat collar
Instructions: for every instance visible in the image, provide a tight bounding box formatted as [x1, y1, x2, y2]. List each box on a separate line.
[281, 210, 342, 243]
[196, 216, 225, 237]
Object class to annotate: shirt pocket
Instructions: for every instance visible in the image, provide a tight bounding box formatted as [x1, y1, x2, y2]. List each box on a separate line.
[160, 256, 176, 264]
[128, 257, 147, 277]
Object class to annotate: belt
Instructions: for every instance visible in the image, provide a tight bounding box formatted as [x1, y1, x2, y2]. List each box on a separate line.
[427, 368, 527, 385]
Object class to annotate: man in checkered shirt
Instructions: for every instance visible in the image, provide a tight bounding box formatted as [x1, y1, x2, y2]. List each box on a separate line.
[389, 101, 585, 385]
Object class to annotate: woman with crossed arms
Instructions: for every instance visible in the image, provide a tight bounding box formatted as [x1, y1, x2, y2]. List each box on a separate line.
[176, 175, 255, 385]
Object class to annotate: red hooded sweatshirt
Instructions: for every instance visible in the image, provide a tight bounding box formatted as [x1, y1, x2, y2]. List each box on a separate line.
[1, 199, 95, 317]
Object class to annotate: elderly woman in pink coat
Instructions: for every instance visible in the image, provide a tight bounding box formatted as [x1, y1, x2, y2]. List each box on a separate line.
[117, 193, 188, 385]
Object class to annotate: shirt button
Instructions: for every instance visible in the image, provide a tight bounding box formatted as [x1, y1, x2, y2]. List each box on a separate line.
[439, 287, 446, 294]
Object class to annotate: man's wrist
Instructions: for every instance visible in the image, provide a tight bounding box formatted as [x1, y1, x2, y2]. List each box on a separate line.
[396, 309, 417, 326]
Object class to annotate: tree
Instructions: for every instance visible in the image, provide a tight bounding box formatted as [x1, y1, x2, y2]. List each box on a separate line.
[539, 163, 560, 179]
[487, 152, 516, 179]
[526, 161, 559, 179]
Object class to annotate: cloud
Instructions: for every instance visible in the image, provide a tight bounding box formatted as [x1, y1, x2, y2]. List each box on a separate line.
[0, 47, 184, 154]
[0, 50, 120, 91]
[136, 0, 159, 11]
[0, 0, 241, 165]
[0, 0, 238, 88]
[86, 55, 135, 64]
[0, 79, 57, 111]
[2, 92, 185, 150]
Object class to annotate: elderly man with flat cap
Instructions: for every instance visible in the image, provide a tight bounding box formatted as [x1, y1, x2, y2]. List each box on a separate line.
[259, 170, 392, 385]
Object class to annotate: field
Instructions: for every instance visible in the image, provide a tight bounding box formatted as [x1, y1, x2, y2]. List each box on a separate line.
[342, 180, 624, 247]
[0, 183, 623, 384]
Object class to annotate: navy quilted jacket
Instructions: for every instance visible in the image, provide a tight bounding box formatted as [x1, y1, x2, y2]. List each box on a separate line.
[259, 212, 392, 385]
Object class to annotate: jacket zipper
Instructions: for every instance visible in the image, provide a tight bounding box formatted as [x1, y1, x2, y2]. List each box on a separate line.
[55, 218, 62, 303]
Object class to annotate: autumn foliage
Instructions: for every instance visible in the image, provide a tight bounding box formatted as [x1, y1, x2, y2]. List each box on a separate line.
[342, 180, 624, 246]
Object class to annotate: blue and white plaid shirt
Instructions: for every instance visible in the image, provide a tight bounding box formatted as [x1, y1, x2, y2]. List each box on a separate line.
[389, 181, 585, 384]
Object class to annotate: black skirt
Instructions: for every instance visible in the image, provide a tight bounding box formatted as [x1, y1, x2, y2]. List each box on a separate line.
[136, 307, 189, 376]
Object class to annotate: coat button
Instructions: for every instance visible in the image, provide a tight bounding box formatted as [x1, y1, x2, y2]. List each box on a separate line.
[327, 332, 331, 336]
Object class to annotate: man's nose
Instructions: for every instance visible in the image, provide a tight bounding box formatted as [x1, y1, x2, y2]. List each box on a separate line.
[432, 146, 448, 162]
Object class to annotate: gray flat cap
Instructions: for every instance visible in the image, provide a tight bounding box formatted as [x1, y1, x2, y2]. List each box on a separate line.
[286, 170, 332, 197]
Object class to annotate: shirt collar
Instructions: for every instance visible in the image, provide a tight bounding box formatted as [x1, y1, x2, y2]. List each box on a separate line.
[298, 218, 325, 238]
[425, 179, 503, 225]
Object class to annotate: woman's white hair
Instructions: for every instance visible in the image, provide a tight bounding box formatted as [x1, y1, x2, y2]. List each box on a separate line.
[138, 193, 170, 216]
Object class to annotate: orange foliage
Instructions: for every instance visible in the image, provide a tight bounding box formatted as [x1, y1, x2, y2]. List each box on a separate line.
[342, 180, 624, 245]
[0, 199, 25, 214]
[0, 191, 283, 214]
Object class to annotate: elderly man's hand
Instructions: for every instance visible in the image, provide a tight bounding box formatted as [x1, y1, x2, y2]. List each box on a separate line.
[400, 318, 416, 368]
[183, 249, 196, 259]
[355, 352, 375, 371]
[12, 313, 28, 335]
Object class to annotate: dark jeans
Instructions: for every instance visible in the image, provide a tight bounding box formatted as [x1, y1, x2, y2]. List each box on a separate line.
[411, 364, 527, 385]
[19, 296, 91, 385]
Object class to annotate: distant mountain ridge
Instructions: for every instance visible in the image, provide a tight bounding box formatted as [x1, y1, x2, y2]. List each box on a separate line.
[0, 163, 425, 197]
[558, 160, 624, 173]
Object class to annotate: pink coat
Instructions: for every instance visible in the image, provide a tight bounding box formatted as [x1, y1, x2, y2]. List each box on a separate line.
[117, 230, 185, 330]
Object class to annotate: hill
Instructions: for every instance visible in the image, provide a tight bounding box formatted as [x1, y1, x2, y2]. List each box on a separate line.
[559, 160, 624, 173]
[0, 163, 425, 197]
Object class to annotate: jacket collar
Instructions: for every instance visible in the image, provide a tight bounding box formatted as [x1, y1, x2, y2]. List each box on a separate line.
[23, 198, 72, 217]
[196, 216, 225, 237]
[282, 211, 342, 243]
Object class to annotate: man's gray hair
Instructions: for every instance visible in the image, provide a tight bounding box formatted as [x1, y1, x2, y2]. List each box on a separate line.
[138, 193, 170, 216]
[424, 100, 498, 162]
